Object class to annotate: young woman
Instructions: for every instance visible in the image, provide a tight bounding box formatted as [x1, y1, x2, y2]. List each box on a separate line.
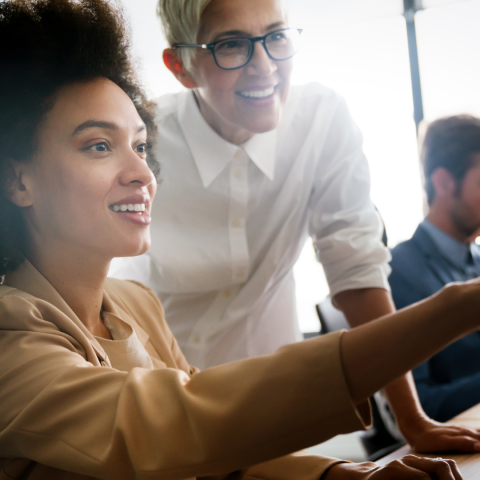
[0, 1, 479, 479]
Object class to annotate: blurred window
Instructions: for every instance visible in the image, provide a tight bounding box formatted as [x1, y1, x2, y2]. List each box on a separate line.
[290, 1, 422, 332]
[415, 1, 480, 120]
[122, 0, 479, 333]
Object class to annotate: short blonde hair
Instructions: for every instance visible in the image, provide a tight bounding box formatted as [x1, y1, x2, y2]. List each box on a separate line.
[157, 0, 214, 70]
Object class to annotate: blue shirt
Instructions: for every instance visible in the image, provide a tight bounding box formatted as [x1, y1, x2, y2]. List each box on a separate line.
[421, 219, 480, 281]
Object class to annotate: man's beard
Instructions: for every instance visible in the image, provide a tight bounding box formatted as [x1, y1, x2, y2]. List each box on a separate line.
[451, 200, 480, 240]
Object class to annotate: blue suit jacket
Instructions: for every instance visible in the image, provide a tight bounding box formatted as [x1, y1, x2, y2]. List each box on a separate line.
[389, 225, 480, 422]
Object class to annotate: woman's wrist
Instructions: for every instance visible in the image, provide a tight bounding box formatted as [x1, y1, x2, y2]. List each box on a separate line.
[322, 462, 379, 480]
[436, 281, 480, 332]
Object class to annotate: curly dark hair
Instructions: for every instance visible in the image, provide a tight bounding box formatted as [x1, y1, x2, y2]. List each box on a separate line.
[0, 0, 159, 276]
[422, 115, 480, 205]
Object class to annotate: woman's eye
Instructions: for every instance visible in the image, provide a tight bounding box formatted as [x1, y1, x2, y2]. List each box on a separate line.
[217, 40, 241, 51]
[135, 143, 149, 154]
[87, 142, 109, 152]
[270, 32, 286, 42]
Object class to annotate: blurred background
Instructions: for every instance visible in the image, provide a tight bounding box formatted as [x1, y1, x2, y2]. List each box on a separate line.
[120, 0, 480, 461]
[121, 0, 480, 334]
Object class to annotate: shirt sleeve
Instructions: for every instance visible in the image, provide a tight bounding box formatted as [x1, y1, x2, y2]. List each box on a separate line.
[308, 95, 391, 297]
[206, 451, 348, 480]
[0, 295, 370, 480]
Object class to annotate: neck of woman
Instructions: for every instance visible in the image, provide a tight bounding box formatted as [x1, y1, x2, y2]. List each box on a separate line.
[27, 241, 111, 337]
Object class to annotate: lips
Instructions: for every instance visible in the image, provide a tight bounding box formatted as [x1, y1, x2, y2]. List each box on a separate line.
[236, 85, 277, 99]
[109, 194, 149, 213]
[108, 194, 151, 225]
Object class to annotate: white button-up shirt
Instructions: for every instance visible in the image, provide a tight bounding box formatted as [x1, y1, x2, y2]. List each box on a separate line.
[110, 83, 391, 369]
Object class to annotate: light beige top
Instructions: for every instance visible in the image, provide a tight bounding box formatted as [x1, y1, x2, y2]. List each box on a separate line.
[0, 260, 371, 480]
[95, 312, 153, 372]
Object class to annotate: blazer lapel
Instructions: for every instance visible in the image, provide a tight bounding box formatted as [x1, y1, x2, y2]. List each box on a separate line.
[4, 259, 110, 365]
[411, 226, 458, 286]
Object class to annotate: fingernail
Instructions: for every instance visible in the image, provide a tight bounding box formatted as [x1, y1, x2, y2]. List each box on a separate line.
[473, 442, 480, 451]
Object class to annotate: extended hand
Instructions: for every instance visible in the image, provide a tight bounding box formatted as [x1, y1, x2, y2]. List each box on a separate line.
[325, 455, 462, 480]
[401, 415, 480, 453]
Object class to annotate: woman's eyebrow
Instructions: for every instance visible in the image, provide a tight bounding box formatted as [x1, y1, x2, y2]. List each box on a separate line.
[72, 121, 146, 136]
[212, 22, 286, 41]
[72, 120, 118, 136]
[265, 21, 285, 31]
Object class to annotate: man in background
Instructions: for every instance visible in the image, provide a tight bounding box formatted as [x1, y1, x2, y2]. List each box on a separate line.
[389, 115, 480, 422]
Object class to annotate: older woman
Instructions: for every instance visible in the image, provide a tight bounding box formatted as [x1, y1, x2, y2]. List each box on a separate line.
[2, 0, 480, 479]
[110, 0, 480, 454]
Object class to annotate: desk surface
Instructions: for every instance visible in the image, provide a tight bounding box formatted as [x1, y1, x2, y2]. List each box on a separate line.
[377, 403, 480, 478]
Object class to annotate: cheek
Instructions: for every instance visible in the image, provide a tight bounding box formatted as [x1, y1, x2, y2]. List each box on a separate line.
[460, 188, 480, 219]
[278, 61, 293, 89]
[34, 161, 109, 225]
[32, 162, 70, 211]
[202, 68, 242, 100]
[149, 178, 158, 200]
[463, 178, 480, 202]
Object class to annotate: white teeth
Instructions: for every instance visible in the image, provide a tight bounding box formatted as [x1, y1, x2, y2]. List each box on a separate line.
[238, 87, 275, 99]
[111, 203, 146, 213]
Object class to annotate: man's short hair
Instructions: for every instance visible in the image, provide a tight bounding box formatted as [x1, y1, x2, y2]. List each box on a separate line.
[422, 115, 480, 204]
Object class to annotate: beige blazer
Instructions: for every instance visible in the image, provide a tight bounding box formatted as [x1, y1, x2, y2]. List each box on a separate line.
[0, 260, 370, 480]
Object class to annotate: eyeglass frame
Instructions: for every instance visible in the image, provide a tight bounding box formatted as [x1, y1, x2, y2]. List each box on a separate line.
[173, 28, 303, 71]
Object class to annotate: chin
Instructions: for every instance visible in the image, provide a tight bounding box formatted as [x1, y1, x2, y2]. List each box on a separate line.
[247, 120, 279, 134]
[248, 107, 282, 132]
[108, 237, 151, 259]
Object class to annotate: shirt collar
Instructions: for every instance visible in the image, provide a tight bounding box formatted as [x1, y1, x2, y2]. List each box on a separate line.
[102, 289, 150, 347]
[4, 260, 150, 356]
[4, 259, 108, 361]
[242, 128, 277, 180]
[178, 91, 277, 187]
[421, 219, 473, 269]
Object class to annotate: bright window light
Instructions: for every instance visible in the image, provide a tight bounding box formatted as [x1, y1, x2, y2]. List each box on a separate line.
[121, 0, 478, 333]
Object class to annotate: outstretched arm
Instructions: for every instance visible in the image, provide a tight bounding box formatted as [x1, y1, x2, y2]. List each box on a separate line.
[336, 286, 480, 453]
[3, 280, 480, 479]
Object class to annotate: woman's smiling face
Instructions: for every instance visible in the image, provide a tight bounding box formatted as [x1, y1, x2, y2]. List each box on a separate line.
[189, 0, 293, 144]
[14, 78, 157, 261]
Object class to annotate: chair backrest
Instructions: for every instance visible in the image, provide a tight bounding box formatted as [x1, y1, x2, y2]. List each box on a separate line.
[316, 296, 350, 334]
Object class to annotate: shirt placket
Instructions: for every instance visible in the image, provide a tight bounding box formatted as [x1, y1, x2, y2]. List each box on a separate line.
[183, 149, 251, 369]
[228, 148, 250, 283]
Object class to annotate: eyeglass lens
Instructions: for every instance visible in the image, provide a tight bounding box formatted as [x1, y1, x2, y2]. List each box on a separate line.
[213, 29, 301, 69]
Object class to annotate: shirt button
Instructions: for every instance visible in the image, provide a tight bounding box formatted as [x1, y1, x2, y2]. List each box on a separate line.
[234, 168, 243, 179]
[236, 268, 245, 278]
[193, 334, 201, 344]
[223, 289, 231, 298]
[231, 219, 241, 228]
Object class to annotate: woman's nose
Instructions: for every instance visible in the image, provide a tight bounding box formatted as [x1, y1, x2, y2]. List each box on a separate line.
[120, 149, 156, 188]
[245, 42, 277, 76]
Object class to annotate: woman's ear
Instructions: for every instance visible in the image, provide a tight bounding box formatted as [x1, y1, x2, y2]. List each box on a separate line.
[6, 162, 34, 208]
[163, 48, 198, 89]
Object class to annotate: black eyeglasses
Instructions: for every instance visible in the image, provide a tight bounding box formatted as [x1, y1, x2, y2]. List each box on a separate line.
[173, 28, 302, 71]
